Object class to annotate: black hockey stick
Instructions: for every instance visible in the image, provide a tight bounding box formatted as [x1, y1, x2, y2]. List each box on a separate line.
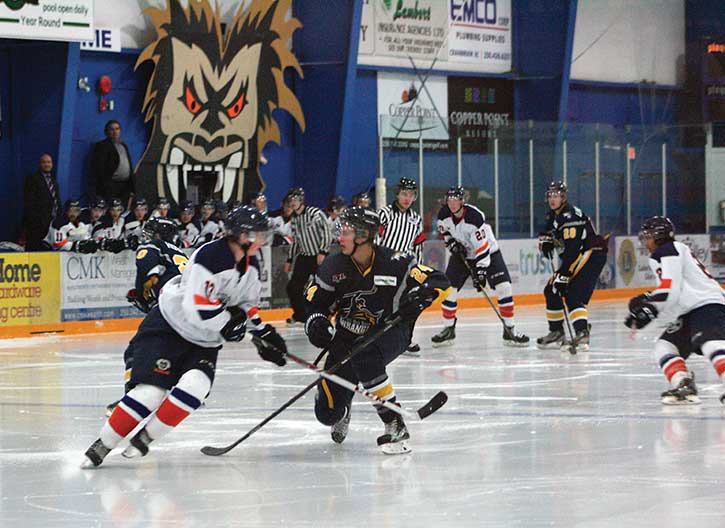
[271, 342, 448, 421]
[200, 315, 403, 456]
[547, 256, 577, 355]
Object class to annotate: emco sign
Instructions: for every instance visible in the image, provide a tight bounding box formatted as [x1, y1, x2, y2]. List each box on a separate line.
[450, 0, 497, 24]
[66, 255, 106, 280]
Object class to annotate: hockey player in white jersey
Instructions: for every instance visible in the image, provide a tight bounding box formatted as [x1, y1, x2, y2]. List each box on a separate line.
[46, 199, 98, 253]
[432, 186, 529, 347]
[81, 206, 288, 468]
[626, 216, 725, 405]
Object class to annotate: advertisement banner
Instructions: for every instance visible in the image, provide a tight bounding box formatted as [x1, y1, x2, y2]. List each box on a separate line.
[377, 71, 449, 150]
[0, 0, 93, 43]
[447, 76, 513, 152]
[498, 239, 555, 295]
[60, 252, 138, 321]
[0, 252, 60, 327]
[359, 0, 512, 74]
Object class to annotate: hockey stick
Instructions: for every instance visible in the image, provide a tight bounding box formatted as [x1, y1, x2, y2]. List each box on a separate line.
[200, 315, 403, 456]
[268, 341, 448, 421]
[547, 255, 577, 355]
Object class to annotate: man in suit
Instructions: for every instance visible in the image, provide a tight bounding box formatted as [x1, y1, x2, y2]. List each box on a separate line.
[89, 120, 135, 207]
[23, 153, 62, 251]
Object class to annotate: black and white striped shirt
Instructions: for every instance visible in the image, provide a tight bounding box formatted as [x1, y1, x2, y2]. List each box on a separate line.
[377, 202, 425, 260]
[289, 205, 332, 260]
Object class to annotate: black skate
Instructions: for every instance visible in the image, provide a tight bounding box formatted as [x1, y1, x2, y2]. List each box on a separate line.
[331, 405, 351, 444]
[536, 329, 564, 350]
[81, 438, 111, 469]
[377, 415, 411, 455]
[720, 393, 725, 406]
[105, 399, 120, 417]
[661, 375, 700, 405]
[403, 342, 421, 357]
[503, 326, 530, 348]
[122, 428, 153, 458]
[431, 319, 456, 348]
[561, 328, 590, 353]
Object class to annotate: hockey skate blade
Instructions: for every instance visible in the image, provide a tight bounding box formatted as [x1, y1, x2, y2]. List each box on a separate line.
[80, 456, 101, 470]
[417, 391, 448, 419]
[380, 440, 412, 455]
[121, 445, 145, 459]
[503, 341, 530, 348]
[431, 340, 454, 348]
[662, 395, 701, 406]
[536, 342, 563, 350]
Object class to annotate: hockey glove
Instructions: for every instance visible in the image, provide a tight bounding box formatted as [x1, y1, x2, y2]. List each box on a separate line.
[471, 266, 488, 291]
[220, 306, 247, 342]
[538, 232, 555, 260]
[102, 238, 127, 254]
[305, 313, 335, 349]
[73, 239, 99, 254]
[624, 293, 658, 329]
[251, 324, 287, 366]
[126, 236, 140, 251]
[399, 284, 438, 321]
[126, 288, 154, 313]
[446, 238, 467, 257]
[552, 273, 570, 297]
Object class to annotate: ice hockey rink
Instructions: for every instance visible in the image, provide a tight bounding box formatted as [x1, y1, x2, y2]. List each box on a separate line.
[2, 301, 725, 528]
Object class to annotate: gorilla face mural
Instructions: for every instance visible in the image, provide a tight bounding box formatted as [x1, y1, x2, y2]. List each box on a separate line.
[135, 0, 304, 206]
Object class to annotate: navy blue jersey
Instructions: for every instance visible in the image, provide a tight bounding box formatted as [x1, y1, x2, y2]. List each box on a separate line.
[305, 245, 450, 341]
[134, 239, 188, 300]
[543, 203, 607, 275]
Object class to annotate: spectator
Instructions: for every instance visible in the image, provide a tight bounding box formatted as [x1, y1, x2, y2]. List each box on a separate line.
[23, 153, 61, 251]
[90, 120, 135, 207]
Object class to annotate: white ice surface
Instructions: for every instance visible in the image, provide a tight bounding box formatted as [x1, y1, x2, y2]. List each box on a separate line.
[1, 302, 725, 527]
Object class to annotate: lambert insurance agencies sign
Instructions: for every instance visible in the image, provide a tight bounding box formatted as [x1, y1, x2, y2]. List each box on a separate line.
[0, 0, 93, 42]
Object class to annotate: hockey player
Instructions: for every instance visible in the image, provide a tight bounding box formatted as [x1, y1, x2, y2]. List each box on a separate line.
[537, 181, 607, 351]
[195, 199, 222, 247]
[351, 191, 371, 208]
[378, 177, 426, 354]
[177, 200, 200, 248]
[80, 198, 108, 240]
[99, 199, 126, 241]
[151, 197, 172, 218]
[82, 206, 288, 468]
[123, 197, 149, 248]
[46, 199, 98, 253]
[268, 193, 294, 246]
[625, 217, 725, 405]
[432, 186, 529, 347]
[324, 195, 346, 255]
[304, 206, 451, 454]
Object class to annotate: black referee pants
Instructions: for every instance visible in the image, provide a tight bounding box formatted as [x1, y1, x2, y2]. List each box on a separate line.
[287, 255, 318, 322]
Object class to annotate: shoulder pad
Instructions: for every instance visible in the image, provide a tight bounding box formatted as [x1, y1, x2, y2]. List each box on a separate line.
[194, 239, 235, 273]
[463, 206, 485, 227]
[51, 216, 67, 229]
[437, 205, 451, 220]
[651, 241, 679, 262]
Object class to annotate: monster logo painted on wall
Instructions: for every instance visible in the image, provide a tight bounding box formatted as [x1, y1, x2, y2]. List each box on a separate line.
[135, 0, 305, 206]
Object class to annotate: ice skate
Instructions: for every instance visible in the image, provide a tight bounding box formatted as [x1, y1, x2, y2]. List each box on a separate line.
[561, 328, 590, 353]
[105, 399, 120, 417]
[536, 329, 564, 349]
[331, 404, 351, 444]
[377, 415, 411, 455]
[81, 438, 111, 469]
[286, 317, 301, 327]
[122, 428, 153, 458]
[503, 326, 529, 347]
[661, 375, 700, 405]
[431, 319, 456, 348]
[403, 342, 421, 357]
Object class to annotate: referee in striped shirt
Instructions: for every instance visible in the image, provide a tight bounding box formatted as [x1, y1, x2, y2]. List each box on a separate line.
[377, 177, 426, 353]
[285, 187, 332, 325]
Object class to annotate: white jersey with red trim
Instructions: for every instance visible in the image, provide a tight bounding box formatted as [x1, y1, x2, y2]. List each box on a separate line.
[45, 217, 91, 251]
[647, 240, 725, 320]
[436, 204, 494, 268]
[159, 238, 263, 347]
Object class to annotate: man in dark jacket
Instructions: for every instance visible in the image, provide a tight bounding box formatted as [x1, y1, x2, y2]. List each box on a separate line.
[89, 120, 135, 207]
[23, 153, 62, 251]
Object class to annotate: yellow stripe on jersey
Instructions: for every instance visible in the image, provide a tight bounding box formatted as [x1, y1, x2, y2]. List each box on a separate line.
[546, 310, 564, 321]
[569, 250, 592, 278]
[570, 308, 588, 322]
[320, 380, 335, 409]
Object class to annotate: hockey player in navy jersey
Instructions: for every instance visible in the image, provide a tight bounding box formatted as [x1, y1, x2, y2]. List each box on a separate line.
[626, 217, 725, 405]
[82, 206, 287, 468]
[432, 186, 529, 347]
[304, 207, 451, 454]
[537, 181, 608, 351]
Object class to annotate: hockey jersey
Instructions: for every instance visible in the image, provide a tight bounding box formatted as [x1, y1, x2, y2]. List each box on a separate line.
[306, 245, 451, 341]
[437, 204, 495, 268]
[134, 239, 188, 302]
[46, 216, 91, 251]
[123, 215, 147, 242]
[647, 240, 725, 321]
[159, 238, 263, 347]
[268, 208, 293, 245]
[543, 203, 607, 276]
[97, 213, 125, 240]
[195, 218, 222, 247]
[178, 219, 201, 249]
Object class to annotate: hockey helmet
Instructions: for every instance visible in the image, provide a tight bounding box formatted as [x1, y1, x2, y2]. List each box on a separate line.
[327, 195, 346, 212]
[639, 216, 675, 245]
[143, 216, 178, 243]
[179, 200, 195, 215]
[352, 191, 371, 207]
[337, 206, 380, 242]
[395, 177, 418, 194]
[90, 197, 107, 211]
[225, 205, 270, 242]
[445, 186, 466, 201]
[545, 181, 568, 200]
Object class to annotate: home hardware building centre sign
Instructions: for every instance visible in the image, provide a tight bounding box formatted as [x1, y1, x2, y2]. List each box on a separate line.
[0, 0, 93, 42]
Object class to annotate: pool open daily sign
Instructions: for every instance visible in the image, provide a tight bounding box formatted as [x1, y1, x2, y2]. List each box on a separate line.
[0, 0, 93, 43]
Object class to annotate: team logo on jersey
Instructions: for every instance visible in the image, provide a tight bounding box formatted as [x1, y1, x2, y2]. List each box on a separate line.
[665, 320, 683, 334]
[154, 358, 172, 375]
[339, 288, 384, 335]
[374, 275, 397, 286]
[134, 0, 305, 206]
[332, 273, 347, 283]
